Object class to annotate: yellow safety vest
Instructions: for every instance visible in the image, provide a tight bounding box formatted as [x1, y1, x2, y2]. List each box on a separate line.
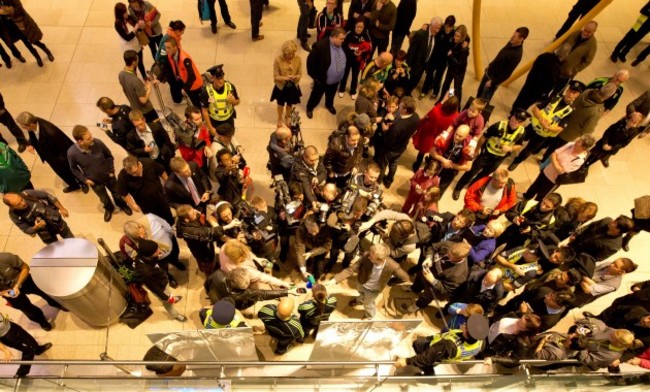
[430, 330, 483, 361]
[485, 120, 525, 157]
[203, 309, 242, 329]
[206, 82, 234, 121]
[633, 15, 648, 31]
[531, 97, 574, 138]
[520, 200, 556, 227]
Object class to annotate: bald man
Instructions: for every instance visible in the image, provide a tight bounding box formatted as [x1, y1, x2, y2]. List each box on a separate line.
[3, 190, 73, 244]
[258, 297, 305, 355]
[360, 52, 394, 89]
[267, 126, 295, 181]
[586, 70, 630, 115]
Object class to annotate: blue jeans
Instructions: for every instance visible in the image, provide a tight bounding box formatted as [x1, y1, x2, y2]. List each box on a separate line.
[356, 282, 380, 318]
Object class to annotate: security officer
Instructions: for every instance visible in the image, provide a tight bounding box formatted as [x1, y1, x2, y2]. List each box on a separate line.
[0, 314, 53, 378]
[508, 81, 585, 171]
[200, 64, 241, 136]
[452, 110, 530, 200]
[395, 314, 489, 375]
[200, 298, 247, 329]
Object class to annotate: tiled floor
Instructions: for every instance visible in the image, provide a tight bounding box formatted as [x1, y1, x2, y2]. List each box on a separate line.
[1, 0, 649, 378]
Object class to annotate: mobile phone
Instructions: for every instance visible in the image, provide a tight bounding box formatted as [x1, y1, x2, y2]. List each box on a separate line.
[449, 89, 455, 97]
[296, 288, 307, 294]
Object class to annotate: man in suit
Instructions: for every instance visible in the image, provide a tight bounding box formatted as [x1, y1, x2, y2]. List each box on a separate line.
[126, 109, 176, 172]
[626, 89, 650, 135]
[331, 243, 410, 319]
[0, 92, 28, 152]
[305, 27, 347, 119]
[15, 112, 81, 193]
[164, 157, 212, 211]
[406, 17, 442, 96]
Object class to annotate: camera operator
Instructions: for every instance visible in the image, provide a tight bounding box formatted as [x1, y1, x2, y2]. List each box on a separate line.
[212, 123, 247, 169]
[325, 196, 368, 273]
[3, 190, 73, 244]
[215, 148, 244, 205]
[207, 201, 247, 245]
[267, 126, 295, 181]
[248, 197, 281, 264]
[291, 145, 327, 211]
[358, 210, 418, 264]
[277, 182, 308, 263]
[179, 106, 213, 171]
[324, 125, 363, 190]
[344, 162, 383, 219]
[175, 205, 219, 275]
[293, 214, 332, 281]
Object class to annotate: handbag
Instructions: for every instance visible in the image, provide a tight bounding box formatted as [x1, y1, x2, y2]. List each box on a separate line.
[555, 164, 589, 185]
[634, 195, 650, 219]
[136, 29, 150, 46]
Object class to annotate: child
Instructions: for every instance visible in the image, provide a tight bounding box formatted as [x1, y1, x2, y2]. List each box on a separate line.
[402, 157, 440, 216]
[385, 50, 411, 95]
[438, 97, 487, 158]
[298, 284, 337, 338]
[412, 186, 441, 222]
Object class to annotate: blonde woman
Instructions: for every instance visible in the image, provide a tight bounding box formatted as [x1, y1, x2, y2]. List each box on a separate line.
[271, 40, 302, 127]
[219, 239, 289, 290]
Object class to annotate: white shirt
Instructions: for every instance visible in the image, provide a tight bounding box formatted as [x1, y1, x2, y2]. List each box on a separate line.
[136, 125, 159, 159]
[363, 261, 386, 292]
[480, 181, 505, 210]
[488, 318, 519, 344]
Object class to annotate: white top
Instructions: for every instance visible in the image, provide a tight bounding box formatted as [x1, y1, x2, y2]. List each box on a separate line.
[363, 261, 386, 292]
[480, 181, 505, 210]
[488, 317, 519, 344]
[543, 142, 587, 182]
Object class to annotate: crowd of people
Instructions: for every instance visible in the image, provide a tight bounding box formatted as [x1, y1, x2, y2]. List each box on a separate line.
[1, 0, 650, 380]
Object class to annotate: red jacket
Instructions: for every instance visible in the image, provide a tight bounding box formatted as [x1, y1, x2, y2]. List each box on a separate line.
[412, 103, 458, 154]
[464, 176, 516, 215]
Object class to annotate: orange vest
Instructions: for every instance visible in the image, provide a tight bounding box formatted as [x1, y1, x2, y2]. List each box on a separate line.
[168, 49, 203, 91]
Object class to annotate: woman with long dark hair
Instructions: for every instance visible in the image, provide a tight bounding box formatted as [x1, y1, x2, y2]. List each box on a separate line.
[114, 2, 147, 79]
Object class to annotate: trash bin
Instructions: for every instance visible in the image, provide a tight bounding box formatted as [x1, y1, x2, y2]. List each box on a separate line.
[30, 238, 128, 328]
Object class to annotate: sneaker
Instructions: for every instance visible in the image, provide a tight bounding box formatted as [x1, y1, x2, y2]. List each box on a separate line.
[351, 93, 358, 100]
[338, 92, 344, 98]
[175, 314, 188, 322]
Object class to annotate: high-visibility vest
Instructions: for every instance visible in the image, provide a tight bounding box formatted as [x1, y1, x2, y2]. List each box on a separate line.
[168, 49, 203, 91]
[203, 309, 242, 329]
[485, 120, 525, 157]
[531, 96, 574, 138]
[520, 200, 556, 227]
[206, 82, 234, 121]
[429, 330, 483, 361]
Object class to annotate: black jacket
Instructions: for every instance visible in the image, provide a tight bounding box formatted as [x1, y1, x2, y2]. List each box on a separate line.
[125, 121, 175, 162]
[485, 42, 523, 86]
[392, 0, 417, 36]
[164, 161, 212, 209]
[307, 37, 333, 85]
[570, 218, 622, 262]
[28, 118, 74, 163]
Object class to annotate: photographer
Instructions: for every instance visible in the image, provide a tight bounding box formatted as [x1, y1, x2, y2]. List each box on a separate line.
[212, 123, 247, 169]
[214, 148, 244, 205]
[323, 125, 363, 190]
[291, 145, 327, 210]
[267, 126, 296, 181]
[344, 162, 383, 219]
[326, 196, 368, 273]
[175, 205, 219, 275]
[178, 106, 213, 170]
[277, 182, 308, 263]
[248, 197, 281, 264]
[96, 97, 134, 150]
[292, 214, 332, 281]
[358, 209, 417, 263]
[3, 190, 73, 244]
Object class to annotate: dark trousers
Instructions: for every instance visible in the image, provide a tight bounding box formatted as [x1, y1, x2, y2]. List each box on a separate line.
[0, 21, 41, 62]
[437, 167, 458, 196]
[439, 69, 466, 109]
[0, 41, 9, 64]
[512, 130, 552, 164]
[409, 65, 426, 94]
[5, 275, 62, 325]
[0, 322, 42, 377]
[136, 49, 147, 80]
[143, 108, 160, 123]
[250, 0, 263, 38]
[147, 34, 163, 60]
[326, 172, 351, 190]
[273, 333, 296, 354]
[371, 35, 389, 57]
[307, 253, 327, 281]
[49, 157, 80, 189]
[208, 0, 233, 26]
[390, 33, 407, 56]
[0, 108, 28, 145]
[306, 81, 338, 111]
[635, 43, 650, 62]
[186, 88, 203, 109]
[296, 0, 311, 43]
[554, 0, 599, 39]
[168, 78, 185, 104]
[422, 60, 447, 96]
[159, 236, 185, 276]
[612, 24, 650, 58]
[476, 73, 498, 104]
[339, 63, 361, 94]
[454, 151, 506, 192]
[326, 230, 354, 272]
[584, 141, 618, 167]
[412, 336, 436, 375]
[38, 221, 74, 245]
[377, 151, 400, 186]
[91, 176, 128, 212]
[411, 271, 451, 308]
[523, 172, 557, 202]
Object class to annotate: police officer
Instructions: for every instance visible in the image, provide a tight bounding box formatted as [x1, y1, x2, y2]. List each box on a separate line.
[394, 314, 489, 375]
[201, 298, 247, 329]
[452, 109, 530, 200]
[200, 64, 241, 136]
[508, 81, 585, 171]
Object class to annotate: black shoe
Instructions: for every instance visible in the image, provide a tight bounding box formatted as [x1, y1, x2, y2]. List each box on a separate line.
[226, 21, 237, 29]
[36, 57, 43, 67]
[103, 210, 113, 222]
[619, 54, 627, 63]
[383, 178, 393, 188]
[602, 157, 610, 168]
[507, 161, 519, 171]
[81, 184, 89, 194]
[17, 143, 27, 153]
[296, 337, 305, 344]
[610, 53, 618, 63]
[172, 260, 187, 271]
[40, 322, 53, 331]
[62, 186, 80, 193]
[211, 24, 217, 34]
[326, 106, 336, 115]
[17, 55, 26, 63]
[301, 42, 311, 52]
[45, 51, 55, 62]
[122, 205, 133, 215]
[36, 343, 53, 356]
[306, 110, 313, 119]
[622, 242, 630, 252]
[4, 60, 11, 69]
[168, 276, 179, 289]
[632, 59, 641, 67]
[452, 189, 461, 200]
